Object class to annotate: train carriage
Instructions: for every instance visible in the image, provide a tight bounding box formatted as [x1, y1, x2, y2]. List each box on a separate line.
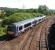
[7, 16, 45, 37]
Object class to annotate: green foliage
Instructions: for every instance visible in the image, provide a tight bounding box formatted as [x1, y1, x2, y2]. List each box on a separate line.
[2, 13, 43, 26]
[0, 27, 6, 36]
[0, 10, 6, 18]
[38, 5, 49, 15]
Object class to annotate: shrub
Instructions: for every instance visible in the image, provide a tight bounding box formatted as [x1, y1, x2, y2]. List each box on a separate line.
[0, 27, 6, 36]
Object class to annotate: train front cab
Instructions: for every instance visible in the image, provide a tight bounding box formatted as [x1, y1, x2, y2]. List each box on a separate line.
[7, 25, 24, 37]
[7, 24, 17, 36]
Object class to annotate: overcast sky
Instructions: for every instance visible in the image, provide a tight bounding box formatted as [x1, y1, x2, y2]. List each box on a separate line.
[0, 0, 55, 9]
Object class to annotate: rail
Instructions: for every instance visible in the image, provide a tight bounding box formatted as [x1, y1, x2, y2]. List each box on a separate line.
[39, 22, 48, 50]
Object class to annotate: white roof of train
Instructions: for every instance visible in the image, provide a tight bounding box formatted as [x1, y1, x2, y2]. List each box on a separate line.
[12, 16, 45, 27]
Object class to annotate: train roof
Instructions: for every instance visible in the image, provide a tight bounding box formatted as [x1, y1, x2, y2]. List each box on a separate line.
[12, 16, 45, 27]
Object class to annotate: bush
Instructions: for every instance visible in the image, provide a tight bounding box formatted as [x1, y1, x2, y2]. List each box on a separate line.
[0, 27, 6, 36]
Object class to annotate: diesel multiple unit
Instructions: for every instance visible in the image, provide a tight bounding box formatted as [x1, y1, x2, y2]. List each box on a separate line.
[7, 16, 45, 37]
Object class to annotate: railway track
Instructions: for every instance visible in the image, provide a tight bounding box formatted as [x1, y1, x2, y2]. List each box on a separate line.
[38, 17, 54, 50]
[29, 20, 47, 50]
[18, 23, 41, 50]
[39, 21, 48, 50]
[22, 23, 42, 50]
[0, 16, 54, 50]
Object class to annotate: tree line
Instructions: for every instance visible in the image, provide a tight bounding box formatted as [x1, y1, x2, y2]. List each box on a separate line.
[0, 5, 55, 18]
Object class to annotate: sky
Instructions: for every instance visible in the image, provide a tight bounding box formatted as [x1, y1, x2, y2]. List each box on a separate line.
[0, 0, 55, 9]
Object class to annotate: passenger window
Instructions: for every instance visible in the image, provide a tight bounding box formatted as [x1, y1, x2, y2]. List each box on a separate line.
[32, 20, 37, 24]
[24, 23, 31, 28]
[19, 26, 22, 30]
[39, 19, 41, 21]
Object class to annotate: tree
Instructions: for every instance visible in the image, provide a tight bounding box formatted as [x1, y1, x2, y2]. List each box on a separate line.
[38, 5, 49, 15]
[0, 10, 6, 18]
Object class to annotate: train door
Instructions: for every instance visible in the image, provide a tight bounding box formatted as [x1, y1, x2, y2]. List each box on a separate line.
[15, 26, 19, 36]
[32, 20, 37, 26]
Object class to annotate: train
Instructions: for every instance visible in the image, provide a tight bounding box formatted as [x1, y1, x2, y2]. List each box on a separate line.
[7, 16, 46, 37]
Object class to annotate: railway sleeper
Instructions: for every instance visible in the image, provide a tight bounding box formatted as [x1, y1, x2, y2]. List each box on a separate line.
[36, 41, 46, 47]
[36, 41, 40, 47]
[40, 41, 47, 48]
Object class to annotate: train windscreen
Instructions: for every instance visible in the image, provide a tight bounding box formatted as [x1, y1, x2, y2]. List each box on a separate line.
[7, 25, 16, 32]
